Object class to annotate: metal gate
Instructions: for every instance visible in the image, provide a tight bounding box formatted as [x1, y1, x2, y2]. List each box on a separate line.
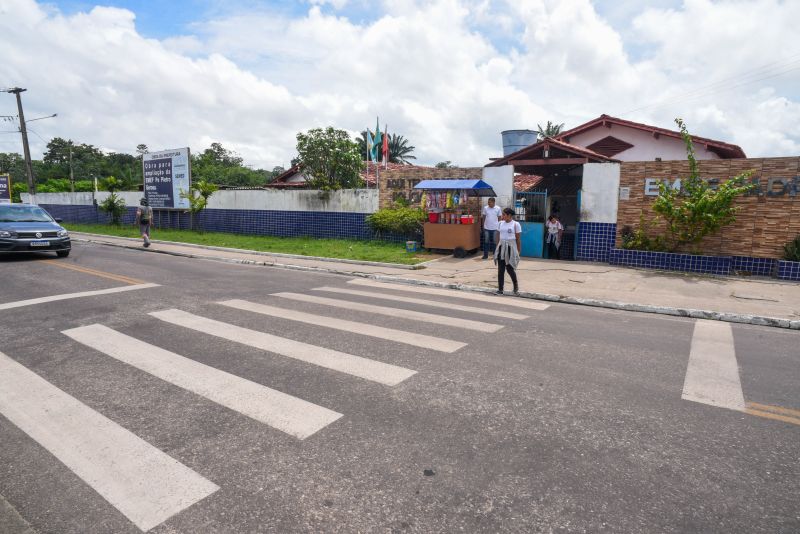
[514, 190, 547, 258]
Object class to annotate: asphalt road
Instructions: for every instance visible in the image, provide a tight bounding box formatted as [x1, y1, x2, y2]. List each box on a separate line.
[1, 242, 798, 534]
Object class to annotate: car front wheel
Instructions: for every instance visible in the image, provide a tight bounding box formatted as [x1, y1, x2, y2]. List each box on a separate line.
[56, 250, 70, 258]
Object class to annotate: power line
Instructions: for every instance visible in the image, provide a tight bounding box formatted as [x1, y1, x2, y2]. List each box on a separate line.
[622, 53, 800, 114]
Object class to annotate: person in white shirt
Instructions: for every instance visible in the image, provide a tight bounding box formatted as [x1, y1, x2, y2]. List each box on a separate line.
[493, 208, 521, 294]
[481, 197, 502, 259]
[546, 214, 564, 260]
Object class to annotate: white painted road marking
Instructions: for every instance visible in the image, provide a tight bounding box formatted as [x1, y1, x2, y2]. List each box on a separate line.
[63, 324, 342, 440]
[0, 351, 218, 532]
[150, 309, 417, 387]
[0, 283, 160, 311]
[348, 279, 551, 311]
[219, 299, 466, 353]
[273, 292, 503, 333]
[313, 286, 529, 320]
[682, 320, 745, 411]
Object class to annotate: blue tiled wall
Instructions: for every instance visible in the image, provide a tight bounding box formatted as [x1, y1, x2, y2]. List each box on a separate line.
[731, 256, 777, 277]
[609, 248, 732, 276]
[777, 260, 800, 281]
[576, 222, 616, 262]
[40, 204, 375, 240]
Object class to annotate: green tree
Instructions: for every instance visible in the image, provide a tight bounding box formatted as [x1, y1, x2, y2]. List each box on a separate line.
[296, 127, 364, 191]
[0, 153, 26, 188]
[435, 161, 456, 169]
[651, 118, 754, 253]
[536, 121, 565, 139]
[180, 179, 218, 231]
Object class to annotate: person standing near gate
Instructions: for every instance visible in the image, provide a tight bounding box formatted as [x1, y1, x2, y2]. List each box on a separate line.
[481, 197, 502, 259]
[494, 208, 521, 295]
[546, 214, 563, 259]
[135, 197, 153, 248]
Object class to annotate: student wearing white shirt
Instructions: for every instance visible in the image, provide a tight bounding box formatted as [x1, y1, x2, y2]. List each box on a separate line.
[481, 197, 502, 259]
[546, 215, 564, 260]
[493, 208, 521, 294]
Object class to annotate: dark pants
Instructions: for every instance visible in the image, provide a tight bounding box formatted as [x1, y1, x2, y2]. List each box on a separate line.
[497, 258, 518, 292]
[547, 240, 560, 260]
[483, 229, 496, 257]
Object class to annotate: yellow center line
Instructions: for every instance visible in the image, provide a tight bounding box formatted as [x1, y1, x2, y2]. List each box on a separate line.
[745, 401, 800, 419]
[42, 261, 146, 286]
[744, 408, 800, 427]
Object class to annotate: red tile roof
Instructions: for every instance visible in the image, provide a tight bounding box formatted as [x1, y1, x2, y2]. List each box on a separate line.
[486, 136, 617, 168]
[513, 174, 544, 191]
[556, 114, 746, 158]
[266, 161, 414, 188]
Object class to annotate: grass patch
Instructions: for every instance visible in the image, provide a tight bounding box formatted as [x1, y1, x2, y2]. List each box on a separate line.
[65, 223, 431, 265]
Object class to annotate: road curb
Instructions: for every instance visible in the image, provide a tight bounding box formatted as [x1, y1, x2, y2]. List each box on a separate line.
[71, 232, 429, 270]
[354, 274, 800, 330]
[74, 236, 800, 331]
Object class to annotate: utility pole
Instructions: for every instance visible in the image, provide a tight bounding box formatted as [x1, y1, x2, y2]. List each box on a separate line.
[69, 141, 75, 193]
[4, 88, 36, 196]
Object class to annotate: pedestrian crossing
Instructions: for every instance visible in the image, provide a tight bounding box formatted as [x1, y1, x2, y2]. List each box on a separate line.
[272, 292, 504, 332]
[0, 280, 542, 532]
[219, 299, 467, 353]
[63, 324, 343, 439]
[0, 351, 220, 532]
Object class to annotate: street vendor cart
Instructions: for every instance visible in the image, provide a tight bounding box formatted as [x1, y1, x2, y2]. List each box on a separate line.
[414, 179, 497, 257]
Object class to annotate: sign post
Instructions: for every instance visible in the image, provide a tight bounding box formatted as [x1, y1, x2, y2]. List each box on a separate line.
[0, 174, 11, 204]
[142, 148, 191, 209]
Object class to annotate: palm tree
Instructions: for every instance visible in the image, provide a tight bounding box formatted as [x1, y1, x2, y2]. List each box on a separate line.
[388, 134, 416, 164]
[355, 131, 370, 161]
[537, 121, 565, 140]
[354, 131, 417, 164]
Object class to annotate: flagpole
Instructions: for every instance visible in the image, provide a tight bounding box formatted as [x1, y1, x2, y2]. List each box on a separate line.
[365, 128, 372, 189]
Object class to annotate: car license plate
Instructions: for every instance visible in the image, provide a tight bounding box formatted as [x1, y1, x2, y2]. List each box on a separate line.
[30, 240, 50, 247]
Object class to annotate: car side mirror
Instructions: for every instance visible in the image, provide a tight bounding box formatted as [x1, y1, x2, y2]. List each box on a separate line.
[55, 218, 63, 223]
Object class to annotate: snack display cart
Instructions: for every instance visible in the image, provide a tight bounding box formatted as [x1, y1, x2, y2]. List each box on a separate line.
[414, 179, 497, 257]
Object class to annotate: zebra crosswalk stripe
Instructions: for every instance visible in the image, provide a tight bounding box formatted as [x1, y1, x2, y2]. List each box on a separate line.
[218, 299, 467, 353]
[348, 279, 551, 311]
[150, 309, 417, 387]
[63, 324, 343, 440]
[272, 292, 504, 333]
[313, 286, 529, 319]
[0, 351, 219, 532]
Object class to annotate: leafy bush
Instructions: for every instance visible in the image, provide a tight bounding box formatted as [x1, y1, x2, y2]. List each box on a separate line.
[652, 119, 754, 253]
[98, 193, 126, 225]
[784, 235, 800, 262]
[620, 216, 668, 252]
[11, 183, 27, 202]
[98, 175, 126, 224]
[366, 206, 425, 238]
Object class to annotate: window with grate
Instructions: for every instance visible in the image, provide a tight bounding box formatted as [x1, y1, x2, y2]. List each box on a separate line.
[586, 136, 634, 157]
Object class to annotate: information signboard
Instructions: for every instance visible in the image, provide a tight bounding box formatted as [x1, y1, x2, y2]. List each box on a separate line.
[0, 174, 11, 204]
[143, 148, 191, 209]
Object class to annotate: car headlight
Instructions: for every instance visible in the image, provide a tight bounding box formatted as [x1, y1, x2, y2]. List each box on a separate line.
[0, 230, 14, 238]
[58, 229, 69, 237]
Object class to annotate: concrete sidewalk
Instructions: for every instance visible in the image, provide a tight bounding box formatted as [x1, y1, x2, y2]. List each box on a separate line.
[72, 232, 800, 329]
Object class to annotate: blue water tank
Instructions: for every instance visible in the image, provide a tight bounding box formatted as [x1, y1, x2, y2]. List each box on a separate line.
[501, 129, 537, 156]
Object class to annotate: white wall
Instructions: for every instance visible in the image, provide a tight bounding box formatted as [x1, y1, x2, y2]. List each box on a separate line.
[581, 163, 620, 223]
[23, 189, 379, 213]
[481, 165, 514, 209]
[569, 125, 721, 161]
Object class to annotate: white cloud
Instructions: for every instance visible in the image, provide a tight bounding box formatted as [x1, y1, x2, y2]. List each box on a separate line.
[0, 0, 797, 171]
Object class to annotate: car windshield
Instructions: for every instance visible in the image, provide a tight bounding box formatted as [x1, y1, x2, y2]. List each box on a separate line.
[0, 205, 54, 223]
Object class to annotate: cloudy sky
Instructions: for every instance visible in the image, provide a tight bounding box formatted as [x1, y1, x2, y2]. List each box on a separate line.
[1, 0, 798, 170]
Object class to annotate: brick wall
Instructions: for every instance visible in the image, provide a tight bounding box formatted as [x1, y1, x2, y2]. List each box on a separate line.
[617, 157, 800, 259]
[378, 167, 483, 209]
